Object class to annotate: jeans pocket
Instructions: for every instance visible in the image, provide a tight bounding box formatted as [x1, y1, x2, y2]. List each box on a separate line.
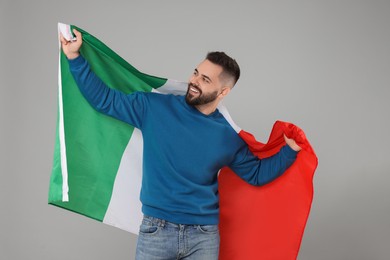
[197, 224, 219, 234]
[139, 223, 160, 235]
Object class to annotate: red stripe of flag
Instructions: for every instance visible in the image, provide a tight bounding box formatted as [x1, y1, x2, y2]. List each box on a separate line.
[219, 121, 318, 259]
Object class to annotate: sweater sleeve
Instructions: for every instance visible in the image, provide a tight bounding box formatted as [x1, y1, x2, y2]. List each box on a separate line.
[67, 55, 146, 129]
[229, 144, 297, 186]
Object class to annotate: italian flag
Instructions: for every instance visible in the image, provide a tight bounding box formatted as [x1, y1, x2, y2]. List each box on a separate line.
[49, 23, 318, 259]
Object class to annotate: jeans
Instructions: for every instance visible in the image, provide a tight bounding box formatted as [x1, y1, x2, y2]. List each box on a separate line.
[135, 215, 220, 260]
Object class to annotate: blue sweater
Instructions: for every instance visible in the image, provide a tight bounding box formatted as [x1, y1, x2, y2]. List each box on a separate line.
[68, 55, 297, 225]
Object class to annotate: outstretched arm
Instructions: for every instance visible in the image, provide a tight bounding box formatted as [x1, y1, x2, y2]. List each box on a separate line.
[230, 143, 299, 186]
[61, 29, 146, 129]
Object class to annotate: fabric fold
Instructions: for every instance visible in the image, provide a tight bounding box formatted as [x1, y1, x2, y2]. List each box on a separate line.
[49, 23, 318, 259]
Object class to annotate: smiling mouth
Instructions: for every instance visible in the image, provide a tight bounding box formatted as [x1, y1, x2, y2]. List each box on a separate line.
[188, 84, 201, 95]
[190, 87, 199, 93]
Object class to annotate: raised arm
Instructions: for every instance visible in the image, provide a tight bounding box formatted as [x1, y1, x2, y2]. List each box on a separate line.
[60, 29, 146, 129]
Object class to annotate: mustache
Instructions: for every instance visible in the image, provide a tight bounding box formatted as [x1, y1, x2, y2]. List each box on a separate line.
[188, 83, 202, 94]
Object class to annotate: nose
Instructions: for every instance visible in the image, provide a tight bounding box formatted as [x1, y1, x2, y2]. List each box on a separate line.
[190, 74, 200, 86]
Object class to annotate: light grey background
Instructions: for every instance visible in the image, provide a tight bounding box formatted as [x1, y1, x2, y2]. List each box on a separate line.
[1, 0, 389, 259]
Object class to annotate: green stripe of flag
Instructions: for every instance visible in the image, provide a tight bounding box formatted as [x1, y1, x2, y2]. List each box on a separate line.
[49, 24, 168, 221]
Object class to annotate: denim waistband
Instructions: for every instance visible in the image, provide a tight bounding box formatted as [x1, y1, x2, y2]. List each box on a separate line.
[143, 215, 167, 227]
[142, 215, 216, 228]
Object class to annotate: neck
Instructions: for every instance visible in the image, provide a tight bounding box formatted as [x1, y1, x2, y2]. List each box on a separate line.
[194, 101, 219, 115]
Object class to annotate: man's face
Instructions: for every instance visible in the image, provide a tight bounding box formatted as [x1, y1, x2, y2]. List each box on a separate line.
[185, 59, 224, 106]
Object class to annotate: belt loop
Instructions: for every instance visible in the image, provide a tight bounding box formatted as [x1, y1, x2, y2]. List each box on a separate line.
[159, 218, 166, 228]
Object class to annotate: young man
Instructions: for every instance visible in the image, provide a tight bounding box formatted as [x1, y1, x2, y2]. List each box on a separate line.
[60, 29, 301, 260]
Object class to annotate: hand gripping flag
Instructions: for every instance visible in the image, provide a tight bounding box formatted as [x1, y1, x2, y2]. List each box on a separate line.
[49, 23, 318, 259]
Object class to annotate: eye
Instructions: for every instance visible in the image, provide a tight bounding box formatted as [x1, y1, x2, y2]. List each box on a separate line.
[203, 77, 210, 84]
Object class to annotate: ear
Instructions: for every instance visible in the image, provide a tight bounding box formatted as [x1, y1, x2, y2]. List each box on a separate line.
[219, 87, 231, 97]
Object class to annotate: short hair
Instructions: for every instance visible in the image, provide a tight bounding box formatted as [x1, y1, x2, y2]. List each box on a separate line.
[206, 51, 240, 87]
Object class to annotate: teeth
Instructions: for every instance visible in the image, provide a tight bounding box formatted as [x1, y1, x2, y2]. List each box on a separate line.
[190, 87, 199, 93]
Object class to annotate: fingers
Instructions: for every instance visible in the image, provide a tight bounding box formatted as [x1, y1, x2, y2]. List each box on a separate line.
[73, 29, 82, 43]
[283, 134, 302, 152]
[59, 33, 68, 45]
[73, 28, 81, 36]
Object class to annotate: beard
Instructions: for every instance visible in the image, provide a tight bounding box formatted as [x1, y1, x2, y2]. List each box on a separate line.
[185, 83, 219, 106]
